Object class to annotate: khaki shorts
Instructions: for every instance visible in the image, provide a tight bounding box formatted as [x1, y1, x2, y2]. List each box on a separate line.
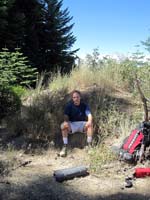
[69, 121, 87, 134]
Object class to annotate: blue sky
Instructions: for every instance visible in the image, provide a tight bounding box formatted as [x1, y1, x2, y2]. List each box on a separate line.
[63, 0, 150, 57]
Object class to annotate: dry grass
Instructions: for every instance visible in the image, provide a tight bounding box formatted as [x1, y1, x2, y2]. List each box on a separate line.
[49, 65, 117, 93]
[6, 64, 142, 149]
[5, 62, 146, 171]
[88, 144, 117, 173]
[0, 150, 23, 176]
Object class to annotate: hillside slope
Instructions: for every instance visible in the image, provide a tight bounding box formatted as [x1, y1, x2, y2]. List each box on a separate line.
[0, 89, 149, 200]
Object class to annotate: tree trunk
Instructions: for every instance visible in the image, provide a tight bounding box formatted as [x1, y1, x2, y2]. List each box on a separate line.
[135, 76, 149, 121]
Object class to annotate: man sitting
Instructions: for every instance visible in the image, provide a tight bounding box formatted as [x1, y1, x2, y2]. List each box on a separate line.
[59, 90, 93, 157]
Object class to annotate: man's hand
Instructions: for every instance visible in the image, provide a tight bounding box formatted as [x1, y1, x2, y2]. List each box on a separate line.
[63, 121, 70, 129]
[85, 121, 92, 128]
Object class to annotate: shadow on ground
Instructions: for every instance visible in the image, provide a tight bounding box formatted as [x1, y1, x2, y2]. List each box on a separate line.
[0, 174, 149, 200]
[0, 127, 87, 154]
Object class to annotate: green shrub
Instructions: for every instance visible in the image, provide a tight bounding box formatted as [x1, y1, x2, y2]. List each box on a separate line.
[10, 85, 26, 98]
[0, 48, 38, 87]
[0, 86, 21, 121]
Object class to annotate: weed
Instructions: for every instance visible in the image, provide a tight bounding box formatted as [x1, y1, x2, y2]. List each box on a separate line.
[89, 144, 117, 173]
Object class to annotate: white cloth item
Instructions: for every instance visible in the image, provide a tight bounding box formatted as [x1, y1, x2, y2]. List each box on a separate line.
[63, 137, 68, 144]
[87, 136, 92, 143]
[69, 121, 87, 134]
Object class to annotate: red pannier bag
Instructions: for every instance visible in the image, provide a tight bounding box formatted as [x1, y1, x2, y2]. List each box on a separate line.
[123, 129, 144, 154]
[119, 129, 144, 163]
[134, 168, 150, 178]
[119, 121, 150, 163]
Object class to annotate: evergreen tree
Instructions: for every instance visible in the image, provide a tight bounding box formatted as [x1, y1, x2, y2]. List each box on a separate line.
[41, 0, 78, 73]
[0, 0, 26, 50]
[0, 48, 16, 86]
[0, 48, 38, 87]
[0, 0, 9, 47]
[141, 37, 150, 53]
[0, 0, 78, 73]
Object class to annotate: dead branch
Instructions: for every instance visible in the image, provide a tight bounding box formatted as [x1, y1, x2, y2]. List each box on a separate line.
[135, 75, 149, 121]
[12, 160, 32, 171]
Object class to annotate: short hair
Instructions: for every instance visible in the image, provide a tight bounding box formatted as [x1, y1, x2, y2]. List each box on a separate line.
[70, 90, 81, 98]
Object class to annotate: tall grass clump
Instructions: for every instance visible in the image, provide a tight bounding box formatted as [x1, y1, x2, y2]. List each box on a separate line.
[49, 65, 118, 93]
[88, 111, 142, 174]
[48, 71, 69, 91]
[0, 86, 21, 123]
[89, 144, 117, 173]
[7, 88, 69, 143]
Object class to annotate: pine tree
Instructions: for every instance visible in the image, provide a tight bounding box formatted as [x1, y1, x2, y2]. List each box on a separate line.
[0, 48, 38, 87]
[0, 0, 26, 50]
[0, 0, 78, 73]
[41, 0, 78, 73]
[141, 37, 150, 53]
[0, 48, 16, 86]
[0, 0, 9, 48]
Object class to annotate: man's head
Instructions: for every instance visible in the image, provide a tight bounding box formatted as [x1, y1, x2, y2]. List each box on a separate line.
[71, 90, 81, 106]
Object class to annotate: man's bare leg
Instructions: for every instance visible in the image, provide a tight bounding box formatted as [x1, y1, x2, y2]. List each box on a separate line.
[59, 122, 70, 157]
[84, 124, 93, 146]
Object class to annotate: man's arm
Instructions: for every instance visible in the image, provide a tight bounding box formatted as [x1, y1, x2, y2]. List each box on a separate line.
[87, 113, 93, 123]
[85, 113, 93, 128]
[85, 105, 93, 124]
[64, 114, 69, 122]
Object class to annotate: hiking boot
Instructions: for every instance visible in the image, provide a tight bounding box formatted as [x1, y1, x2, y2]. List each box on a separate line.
[59, 145, 67, 157]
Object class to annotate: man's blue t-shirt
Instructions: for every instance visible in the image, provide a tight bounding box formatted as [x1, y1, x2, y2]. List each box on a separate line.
[64, 101, 91, 122]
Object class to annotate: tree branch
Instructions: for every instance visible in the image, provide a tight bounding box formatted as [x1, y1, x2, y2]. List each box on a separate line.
[135, 75, 149, 121]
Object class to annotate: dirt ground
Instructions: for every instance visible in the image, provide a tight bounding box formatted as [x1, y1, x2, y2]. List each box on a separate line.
[0, 144, 150, 200]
